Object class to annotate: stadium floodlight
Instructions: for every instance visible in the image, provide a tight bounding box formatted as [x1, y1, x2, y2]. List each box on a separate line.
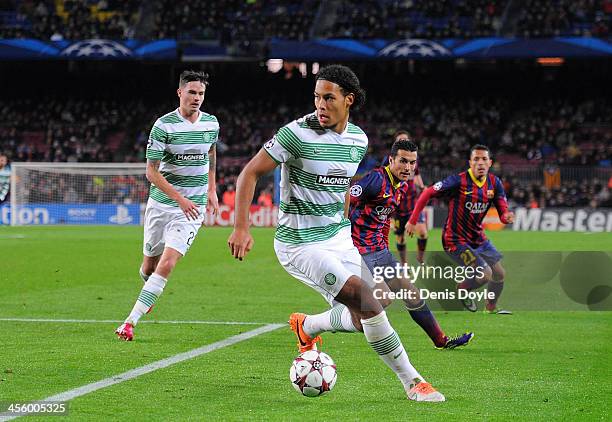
[10, 163, 147, 226]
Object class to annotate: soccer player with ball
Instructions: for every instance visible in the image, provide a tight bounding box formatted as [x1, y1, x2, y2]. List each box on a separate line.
[228, 65, 445, 402]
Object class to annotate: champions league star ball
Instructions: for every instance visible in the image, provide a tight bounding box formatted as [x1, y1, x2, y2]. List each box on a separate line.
[289, 350, 337, 397]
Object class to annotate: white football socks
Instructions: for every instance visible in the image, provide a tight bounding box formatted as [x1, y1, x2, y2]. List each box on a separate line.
[126, 273, 167, 325]
[303, 304, 359, 336]
[361, 311, 423, 391]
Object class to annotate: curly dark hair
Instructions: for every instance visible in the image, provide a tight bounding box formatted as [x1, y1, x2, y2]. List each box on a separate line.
[179, 70, 209, 87]
[316, 64, 366, 110]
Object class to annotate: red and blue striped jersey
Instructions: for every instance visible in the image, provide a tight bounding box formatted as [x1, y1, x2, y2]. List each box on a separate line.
[349, 166, 408, 254]
[428, 169, 508, 251]
[410, 169, 511, 251]
[396, 162, 421, 218]
[396, 178, 417, 218]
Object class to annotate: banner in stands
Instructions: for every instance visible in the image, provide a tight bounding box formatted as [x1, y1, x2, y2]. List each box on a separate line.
[433, 206, 612, 232]
[511, 207, 612, 232]
[268, 37, 612, 60]
[0, 204, 141, 225]
[207, 205, 278, 227]
[0, 39, 177, 60]
[3, 203, 610, 231]
[0, 204, 276, 226]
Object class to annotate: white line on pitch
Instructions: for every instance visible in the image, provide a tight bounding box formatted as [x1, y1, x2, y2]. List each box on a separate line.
[0, 318, 271, 326]
[0, 323, 284, 421]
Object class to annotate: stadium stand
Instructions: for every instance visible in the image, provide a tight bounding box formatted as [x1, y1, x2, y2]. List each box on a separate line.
[1, 94, 610, 206]
[0, 0, 141, 39]
[327, 0, 507, 39]
[154, 0, 320, 41]
[1, 0, 610, 40]
[516, 0, 611, 37]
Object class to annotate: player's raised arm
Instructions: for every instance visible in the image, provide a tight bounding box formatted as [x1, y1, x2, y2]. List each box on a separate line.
[228, 149, 278, 260]
[407, 176, 459, 236]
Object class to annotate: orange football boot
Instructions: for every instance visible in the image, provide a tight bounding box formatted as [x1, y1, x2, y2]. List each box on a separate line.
[288, 313, 322, 353]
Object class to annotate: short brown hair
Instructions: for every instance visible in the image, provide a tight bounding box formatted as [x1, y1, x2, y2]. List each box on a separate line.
[179, 70, 209, 87]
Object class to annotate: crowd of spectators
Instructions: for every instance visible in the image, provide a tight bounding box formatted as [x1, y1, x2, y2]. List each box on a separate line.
[517, 0, 611, 38]
[154, 0, 319, 42]
[0, 0, 141, 40]
[503, 176, 612, 209]
[1, 93, 610, 207]
[0, 97, 149, 163]
[329, 0, 506, 39]
[23, 171, 148, 205]
[354, 97, 612, 172]
[1, 0, 611, 41]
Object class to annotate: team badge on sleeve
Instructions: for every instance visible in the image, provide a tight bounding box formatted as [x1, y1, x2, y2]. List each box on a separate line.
[433, 181, 443, 191]
[264, 137, 276, 149]
[350, 185, 363, 197]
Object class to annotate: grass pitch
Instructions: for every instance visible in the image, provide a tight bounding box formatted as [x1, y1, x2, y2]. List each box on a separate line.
[0, 226, 610, 421]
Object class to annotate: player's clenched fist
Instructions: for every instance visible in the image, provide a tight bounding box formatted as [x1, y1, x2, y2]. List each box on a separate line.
[228, 229, 254, 260]
[501, 211, 515, 224]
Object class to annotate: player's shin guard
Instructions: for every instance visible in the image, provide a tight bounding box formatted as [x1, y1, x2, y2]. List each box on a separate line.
[417, 238, 428, 263]
[485, 280, 504, 311]
[407, 301, 446, 347]
[362, 311, 423, 390]
[303, 304, 359, 336]
[126, 273, 167, 325]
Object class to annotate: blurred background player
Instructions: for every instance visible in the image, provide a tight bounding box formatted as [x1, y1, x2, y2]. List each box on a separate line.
[407, 145, 514, 314]
[392, 131, 429, 265]
[115, 70, 220, 340]
[349, 138, 472, 348]
[228, 64, 445, 402]
[0, 154, 10, 205]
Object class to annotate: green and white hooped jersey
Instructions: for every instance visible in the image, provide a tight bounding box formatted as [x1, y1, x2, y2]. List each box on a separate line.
[0, 165, 10, 202]
[146, 109, 219, 210]
[264, 112, 367, 245]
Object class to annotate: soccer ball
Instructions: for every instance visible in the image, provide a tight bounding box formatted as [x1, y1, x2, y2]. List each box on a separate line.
[289, 350, 337, 397]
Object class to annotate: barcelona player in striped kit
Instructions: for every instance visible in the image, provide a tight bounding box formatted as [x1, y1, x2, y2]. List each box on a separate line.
[392, 131, 429, 265]
[407, 145, 515, 314]
[349, 139, 472, 349]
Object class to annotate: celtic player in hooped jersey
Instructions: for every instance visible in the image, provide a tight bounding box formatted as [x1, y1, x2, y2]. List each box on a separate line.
[116, 71, 220, 341]
[228, 65, 445, 402]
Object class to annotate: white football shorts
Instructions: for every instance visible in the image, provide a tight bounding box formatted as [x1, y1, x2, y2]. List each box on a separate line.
[274, 227, 374, 305]
[143, 202, 204, 257]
